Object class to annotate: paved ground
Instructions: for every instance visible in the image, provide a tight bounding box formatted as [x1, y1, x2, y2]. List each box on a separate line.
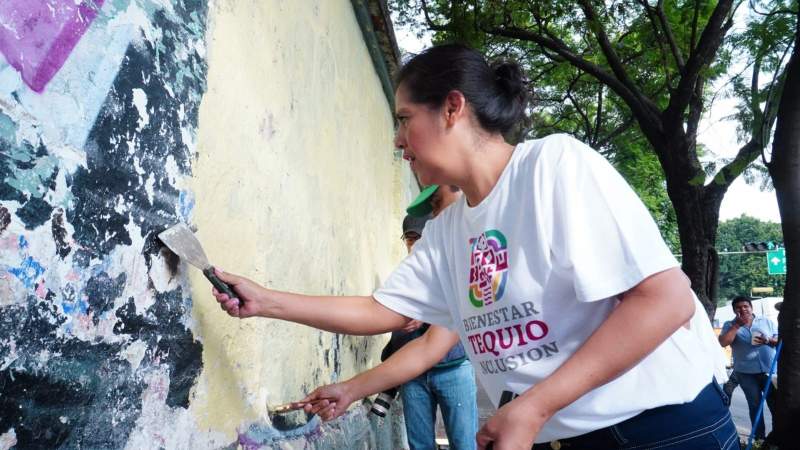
[730, 385, 773, 440]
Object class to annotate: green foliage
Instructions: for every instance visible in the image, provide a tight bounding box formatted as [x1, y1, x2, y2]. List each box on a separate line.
[391, 0, 687, 247]
[716, 215, 785, 304]
[389, 0, 796, 276]
[722, 0, 797, 188]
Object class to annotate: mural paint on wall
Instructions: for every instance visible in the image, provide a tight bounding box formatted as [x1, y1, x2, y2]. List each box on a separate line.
[1, 0, 406, 448]
[234, 405, 407, 450]
[0, 0, 214, 447]
[0, 0, 105, 93]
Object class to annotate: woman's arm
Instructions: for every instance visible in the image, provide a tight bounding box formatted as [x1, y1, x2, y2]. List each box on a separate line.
[349, 325, 460, 397]
[477, 267, 696, 450]
[297, 325, 461, 420]
[212, 269, 412, 335]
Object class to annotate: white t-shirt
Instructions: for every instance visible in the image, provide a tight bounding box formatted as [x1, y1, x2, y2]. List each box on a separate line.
[374, 134, 724, 442]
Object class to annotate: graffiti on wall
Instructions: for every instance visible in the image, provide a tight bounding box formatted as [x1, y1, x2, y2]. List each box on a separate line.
[0, 0, 106, 93]
[0, 1, 407, 448]
[0, 1, 211, 447]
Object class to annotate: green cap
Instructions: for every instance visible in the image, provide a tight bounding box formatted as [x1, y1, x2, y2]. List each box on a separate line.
[406, 185, 439, 217]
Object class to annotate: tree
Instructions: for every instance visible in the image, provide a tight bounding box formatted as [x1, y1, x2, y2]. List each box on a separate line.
[765, 3, 800, 445]
[716, 215, 785, 303]
[391, 0, 795, 318]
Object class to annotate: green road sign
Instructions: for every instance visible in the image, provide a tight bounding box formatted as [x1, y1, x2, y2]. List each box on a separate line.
[767, 248, 786, 275]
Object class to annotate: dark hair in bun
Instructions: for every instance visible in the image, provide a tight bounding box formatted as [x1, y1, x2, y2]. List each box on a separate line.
[396, 44, 527, 134]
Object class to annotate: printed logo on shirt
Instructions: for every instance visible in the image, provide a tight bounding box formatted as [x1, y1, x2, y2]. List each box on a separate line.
[468, 229, 509, 308]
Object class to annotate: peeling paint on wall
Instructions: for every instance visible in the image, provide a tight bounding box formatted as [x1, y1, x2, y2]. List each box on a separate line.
[235, 405, 407, 450]
[0, 0, 106, 93]
[1, 0, 412, 448]
[0, 0, 210, 447]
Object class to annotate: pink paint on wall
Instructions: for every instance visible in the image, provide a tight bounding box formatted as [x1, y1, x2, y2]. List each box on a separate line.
[0, 0, 104, 93]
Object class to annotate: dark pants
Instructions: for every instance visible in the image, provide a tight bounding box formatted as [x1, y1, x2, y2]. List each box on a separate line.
[722, 371, 739, 404]
[531, 380, 738, 449]
[735, 371, 776, 440]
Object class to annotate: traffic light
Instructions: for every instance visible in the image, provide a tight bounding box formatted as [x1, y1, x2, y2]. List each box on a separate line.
[743, 241, 776, 252]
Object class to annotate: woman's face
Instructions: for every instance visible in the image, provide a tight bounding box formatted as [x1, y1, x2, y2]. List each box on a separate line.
[393, 85, 460, 186]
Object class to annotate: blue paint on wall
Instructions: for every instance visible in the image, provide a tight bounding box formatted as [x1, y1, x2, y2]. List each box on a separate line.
[8, 256, 45, 289]
[0, 1, 210, 448]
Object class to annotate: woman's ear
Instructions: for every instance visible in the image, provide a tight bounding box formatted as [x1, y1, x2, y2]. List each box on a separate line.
[443, 90, 467, 127]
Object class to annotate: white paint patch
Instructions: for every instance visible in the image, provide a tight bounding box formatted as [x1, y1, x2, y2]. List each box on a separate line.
[118, 222, 156, 313]
[164, 154, 180, 187]
[132, 88, 150, 132]
[144, 173, 156, 205]
[193, 39, 206, 59]
[35, 349, 52, 370]
[124, 369, 229, 450]
[0, 271, 26, 308]
[0, 428, 17, 450]
[133, 155, 146, 175]
[0, 2, 137, 153]
[180, 126, 195, 157]
[148, 249, 180, 293]
[121, 340, 148, 372]
[0, 339, 18, 371]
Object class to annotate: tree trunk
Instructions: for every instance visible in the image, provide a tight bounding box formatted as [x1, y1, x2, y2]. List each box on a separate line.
[653, 135, 723, 320]
[767, 11, 800, 446]
[664, 177, 721, 319]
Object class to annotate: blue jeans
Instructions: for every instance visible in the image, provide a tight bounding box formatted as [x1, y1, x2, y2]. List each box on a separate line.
[531, 379, 738, 449]
[400, 359, 478, 450]
[735, 371, 776, 440]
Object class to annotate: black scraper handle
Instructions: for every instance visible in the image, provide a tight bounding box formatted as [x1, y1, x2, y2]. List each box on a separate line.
[203, 267, 244, 307]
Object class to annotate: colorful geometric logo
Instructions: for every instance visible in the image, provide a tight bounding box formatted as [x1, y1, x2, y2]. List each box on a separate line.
[468, 230, 509, 308]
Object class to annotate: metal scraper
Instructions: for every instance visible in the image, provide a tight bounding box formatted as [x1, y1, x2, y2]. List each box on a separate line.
[158, 223, 242, 306]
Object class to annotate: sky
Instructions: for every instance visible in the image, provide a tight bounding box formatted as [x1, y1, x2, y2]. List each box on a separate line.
[392, 23, 783, 224]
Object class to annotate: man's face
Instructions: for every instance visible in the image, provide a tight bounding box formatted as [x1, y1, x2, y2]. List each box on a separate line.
[430, 186, 461, 217]
[733, 301, 753, 321]
[403, 231, 421, 253]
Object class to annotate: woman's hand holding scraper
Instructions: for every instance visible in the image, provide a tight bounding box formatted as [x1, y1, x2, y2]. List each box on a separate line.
[211, 268, 267, 318]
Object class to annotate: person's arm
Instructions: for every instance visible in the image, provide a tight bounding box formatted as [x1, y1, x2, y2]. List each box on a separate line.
[764, 320, 780, 347]
[476, 267, 695, 450]
[718, 321, 740, 347]
[295, 325, 461, 420]
[212, 269, 411, 335]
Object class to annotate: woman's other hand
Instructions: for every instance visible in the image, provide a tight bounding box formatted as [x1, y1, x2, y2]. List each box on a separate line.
[476, 396, 550, 450]
[294, 381, 358, 421]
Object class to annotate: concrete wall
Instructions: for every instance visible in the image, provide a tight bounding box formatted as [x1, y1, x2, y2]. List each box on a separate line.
[0, 0, 414, 448]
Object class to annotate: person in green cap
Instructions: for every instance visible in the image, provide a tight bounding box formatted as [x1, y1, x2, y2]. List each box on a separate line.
[406, 184, 462, 218]
[211, 44, 734, 450]
[370, 186, 477, 450]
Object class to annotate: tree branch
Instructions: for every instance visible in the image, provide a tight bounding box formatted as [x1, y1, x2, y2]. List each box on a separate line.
[690, 0, 701, 54]
[564, 76, 594, 140]
[420, 0, 449, 31]
[482, 25, 662, 135]
[664, 0, 734, 128]
[655, 0, 686, 69]
[705, 139, 760, 200]
[597, 116, 636, 149]
[639, 0, 676, 90]
[592, 85, 604, 147]
[576, 0, 643, 103]
[686, 76, 705, 143]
